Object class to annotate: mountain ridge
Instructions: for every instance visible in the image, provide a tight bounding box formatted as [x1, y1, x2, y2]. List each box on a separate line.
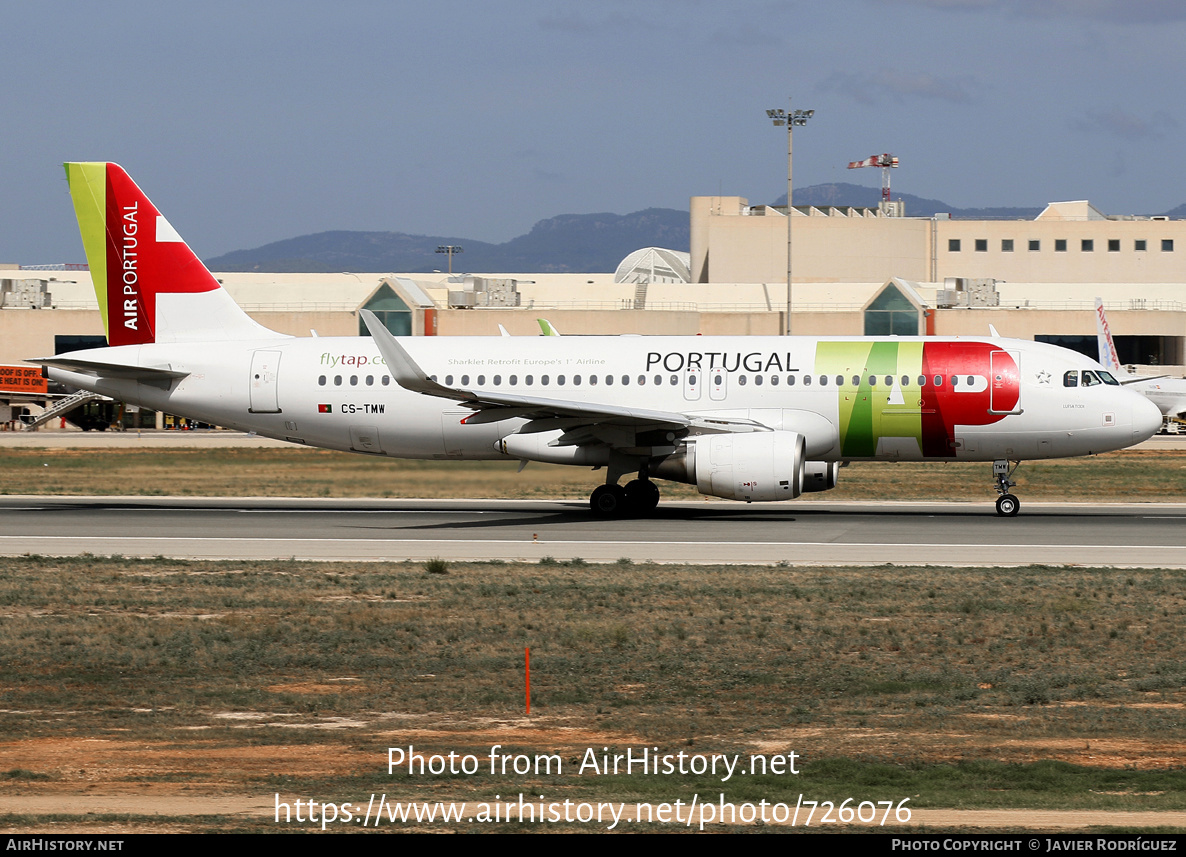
[205, 183, 1181, 273]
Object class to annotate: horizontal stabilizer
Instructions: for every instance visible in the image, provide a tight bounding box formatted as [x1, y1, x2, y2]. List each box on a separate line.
[31, 356, 189, 386]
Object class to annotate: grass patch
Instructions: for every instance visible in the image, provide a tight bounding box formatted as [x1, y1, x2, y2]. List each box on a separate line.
[3, 447, 1186, 501]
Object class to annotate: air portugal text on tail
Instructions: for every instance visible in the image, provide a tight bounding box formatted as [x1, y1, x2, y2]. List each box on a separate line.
[63, 162, 271, 345]
[41, 163, 1165, 519]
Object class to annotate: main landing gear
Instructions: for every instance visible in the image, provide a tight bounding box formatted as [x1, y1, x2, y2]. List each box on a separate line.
[590, 478, 661, 518]
[590, 456, 662, 518]
[993, 459, 1021, 517]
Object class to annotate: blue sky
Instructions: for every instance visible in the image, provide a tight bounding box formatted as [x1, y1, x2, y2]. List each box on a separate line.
[3, 0, 1184, 263]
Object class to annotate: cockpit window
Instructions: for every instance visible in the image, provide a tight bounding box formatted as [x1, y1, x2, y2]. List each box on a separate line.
[1063, 371, 1078, 387]
[1081, 370, 1102, 387]
[1098, 371, 1120, 386]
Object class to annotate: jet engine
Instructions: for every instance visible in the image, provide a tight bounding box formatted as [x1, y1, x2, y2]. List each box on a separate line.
[652, 431, 806, 502]
[801, 460, 839, 492]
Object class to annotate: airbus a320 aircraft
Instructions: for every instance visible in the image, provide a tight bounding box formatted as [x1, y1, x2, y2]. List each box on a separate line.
[36, 163, 1163, 517]
[1095, 298, 1186, 428]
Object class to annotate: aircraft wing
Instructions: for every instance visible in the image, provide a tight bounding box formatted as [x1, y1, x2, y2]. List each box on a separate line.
[361, 310, 768, 437]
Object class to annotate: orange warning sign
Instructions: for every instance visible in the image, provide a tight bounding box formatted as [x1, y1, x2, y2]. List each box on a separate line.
[0, 365, 47, 394]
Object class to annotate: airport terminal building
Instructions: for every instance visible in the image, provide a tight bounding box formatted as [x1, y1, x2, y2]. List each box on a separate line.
[2, 194, 1184, 427]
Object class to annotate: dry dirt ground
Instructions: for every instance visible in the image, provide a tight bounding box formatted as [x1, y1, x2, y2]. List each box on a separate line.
[3, 721, 1186, 832]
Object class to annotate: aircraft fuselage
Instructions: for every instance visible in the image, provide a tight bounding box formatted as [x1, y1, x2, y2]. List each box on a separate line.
[49, 333, 1158, 464]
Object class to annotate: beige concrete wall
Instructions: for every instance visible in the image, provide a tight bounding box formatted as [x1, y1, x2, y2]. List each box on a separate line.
[693, 196, 1186, 285]
[936, 220, 1186, 283]
[0, 310, 105, 364]
[433, 309, 704, 336]
[696, 207, 931, 284]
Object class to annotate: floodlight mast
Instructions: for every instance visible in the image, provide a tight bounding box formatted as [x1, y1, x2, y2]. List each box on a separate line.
[765, 102, 814, 336]
[436, 245, 463, 275]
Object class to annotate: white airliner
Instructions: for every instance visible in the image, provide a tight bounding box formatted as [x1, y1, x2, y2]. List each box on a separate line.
[35, 163, 1163, 517]
[1095, 298, 1186, 428]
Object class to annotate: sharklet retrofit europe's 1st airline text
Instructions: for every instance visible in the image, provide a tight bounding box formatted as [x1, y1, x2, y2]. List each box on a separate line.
[35, 163, 1164, 517]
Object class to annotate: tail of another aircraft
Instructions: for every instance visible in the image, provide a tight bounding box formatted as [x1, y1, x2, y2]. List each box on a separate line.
[64, 162, 280, 346]
[1094, 297, 1124, 375]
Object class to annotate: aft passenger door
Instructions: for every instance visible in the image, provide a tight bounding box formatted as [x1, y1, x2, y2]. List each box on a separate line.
[248, 349, 282, 414]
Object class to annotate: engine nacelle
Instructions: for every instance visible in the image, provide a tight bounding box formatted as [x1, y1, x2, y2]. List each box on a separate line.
[802, 461, 839, 492]
[496, 430, 610, 466]
[684, 431, 805, 502]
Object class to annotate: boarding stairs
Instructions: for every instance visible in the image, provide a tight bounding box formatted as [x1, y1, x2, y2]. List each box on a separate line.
[20, 390, 107, 431]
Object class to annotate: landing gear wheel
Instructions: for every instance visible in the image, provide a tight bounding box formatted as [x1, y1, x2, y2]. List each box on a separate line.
[995, 494, 1020, 517]
[590, 484, 628, 518]
[623, 479, 660, 515]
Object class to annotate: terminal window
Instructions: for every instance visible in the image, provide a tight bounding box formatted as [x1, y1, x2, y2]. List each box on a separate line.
[1081, 239, 1094, 252]
[1029, 240, 1040, 251]
[1135, 240, 1147, 251]
[1163, 239, 1175, 252]
[1002, 239, 1014, 252]
[975, 239, 987, 252]
[1055, 239, 1067, 252]
[948, 239, 961, 252]
[1108, 239, 1120, 252]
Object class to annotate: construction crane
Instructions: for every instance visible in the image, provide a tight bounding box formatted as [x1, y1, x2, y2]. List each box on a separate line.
[847, 153, 899, 207]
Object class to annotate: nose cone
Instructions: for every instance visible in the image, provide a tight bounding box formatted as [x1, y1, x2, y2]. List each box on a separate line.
[1132, 393, 1164, 444]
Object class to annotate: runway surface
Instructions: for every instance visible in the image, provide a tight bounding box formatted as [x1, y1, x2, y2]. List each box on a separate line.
[1, 496, 1183, 567]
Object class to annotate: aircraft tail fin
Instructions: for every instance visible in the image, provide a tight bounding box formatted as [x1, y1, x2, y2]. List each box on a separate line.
[64, 162, 280, 346]
[1094, 297, 1124, 375]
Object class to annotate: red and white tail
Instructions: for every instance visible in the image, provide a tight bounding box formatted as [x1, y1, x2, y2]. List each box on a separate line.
[64, 162, 281, 345]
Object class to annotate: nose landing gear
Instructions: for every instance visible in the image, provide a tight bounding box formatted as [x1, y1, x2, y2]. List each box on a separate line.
[993, 459, 1021, 517]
